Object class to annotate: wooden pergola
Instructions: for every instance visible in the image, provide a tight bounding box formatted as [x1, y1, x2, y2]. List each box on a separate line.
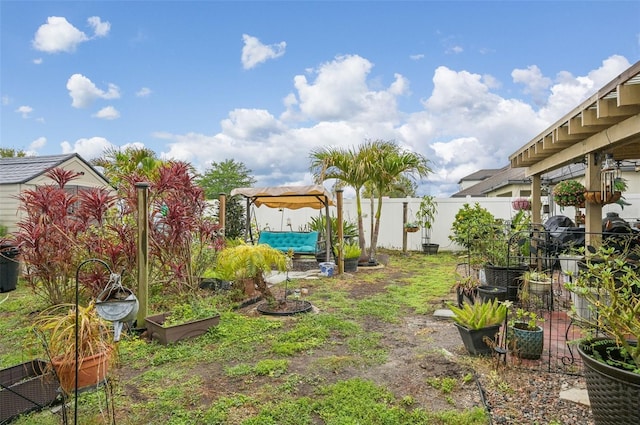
[509, 61, 640, 246]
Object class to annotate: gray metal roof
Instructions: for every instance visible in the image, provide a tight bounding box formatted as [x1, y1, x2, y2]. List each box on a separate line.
[451, 165, 529, 197]
[0, 153, 108, 185]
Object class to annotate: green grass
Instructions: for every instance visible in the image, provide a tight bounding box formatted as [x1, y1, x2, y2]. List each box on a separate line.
[3, 251, 489, 425]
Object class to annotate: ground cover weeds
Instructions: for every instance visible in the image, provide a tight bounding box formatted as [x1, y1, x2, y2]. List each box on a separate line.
[2, 251, 489, 424]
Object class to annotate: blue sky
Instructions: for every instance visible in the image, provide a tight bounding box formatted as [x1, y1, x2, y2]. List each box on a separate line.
[2, 1, 639, 196]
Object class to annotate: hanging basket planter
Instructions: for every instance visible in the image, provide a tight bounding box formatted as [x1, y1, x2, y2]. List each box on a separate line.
[584, 190, 622, 205]
[511, 198, 531, 211]
[553, 180, 586, 207]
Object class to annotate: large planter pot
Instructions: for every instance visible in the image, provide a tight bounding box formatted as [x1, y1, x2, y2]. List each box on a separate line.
[454, 323, 501, 356]
[343, 257, 358, 273]
[483, 264, 527, 302]
[508, 323, 543, 360]
[145, 313, 221, 345]
[1, 360, 59, 423]
[477, 285, 507, 303]
[528, 278, 552, 297]
[558, 254, 583, 277]
[577, 339, 640, 425]
[570, 288, 610, 322]
[0, 243, 20, 293]
[51, 350, 111, 394]
[421, 243, 439, 255]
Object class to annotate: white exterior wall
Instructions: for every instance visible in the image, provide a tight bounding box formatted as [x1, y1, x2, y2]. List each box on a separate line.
[248, 194, 640, 252]
[0, 157, 113, 234]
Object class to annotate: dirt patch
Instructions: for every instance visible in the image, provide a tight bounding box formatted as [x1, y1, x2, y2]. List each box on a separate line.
[117, 263, 593, 424]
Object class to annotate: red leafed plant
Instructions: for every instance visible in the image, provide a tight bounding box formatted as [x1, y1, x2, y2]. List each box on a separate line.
[14, 162, 224, 306]
[113, 161, 225, 294]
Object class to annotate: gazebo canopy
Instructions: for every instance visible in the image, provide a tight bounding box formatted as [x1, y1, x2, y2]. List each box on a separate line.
[230, 185, 335, 210]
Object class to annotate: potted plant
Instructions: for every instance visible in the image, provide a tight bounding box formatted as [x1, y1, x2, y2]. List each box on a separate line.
[481, 224, 528, 302]
[476, 285, 507, 303]
[552, 179, 586, 208]
[511, 197, 531, 211]
[404, 221, 420, 233]
[215, 243, 289, 303]
[449, 298, 507, 356]
[522, 270, 552, 296]
[508, 308, 544, 360]
[558, 244, 585, 280]
[416, 195, 439, 254]
[34, 302, 113, 393]
[145, 298, 220, 345]
[566, 245, 640, 424]
[336, 241, 361, 273]
[453, 265, 481, 307]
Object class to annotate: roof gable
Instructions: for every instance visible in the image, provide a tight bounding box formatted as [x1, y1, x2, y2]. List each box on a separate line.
[0, 153, 110, 185]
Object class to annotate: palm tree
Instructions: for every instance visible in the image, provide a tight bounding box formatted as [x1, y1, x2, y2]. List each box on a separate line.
[364, 140, 431, 260]
[92, 146, 161, 185]
[309, 145, 369, 261]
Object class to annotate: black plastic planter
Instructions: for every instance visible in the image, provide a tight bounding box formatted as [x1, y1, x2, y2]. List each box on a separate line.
[454, 323, 501, 356]
[0, 244, 20, 293]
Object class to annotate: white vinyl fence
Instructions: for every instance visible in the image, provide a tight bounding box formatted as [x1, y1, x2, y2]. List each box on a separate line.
[245, 194, 640, 252]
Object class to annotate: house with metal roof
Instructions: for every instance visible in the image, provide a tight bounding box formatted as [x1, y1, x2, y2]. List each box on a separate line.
[0, 153, 112, 233]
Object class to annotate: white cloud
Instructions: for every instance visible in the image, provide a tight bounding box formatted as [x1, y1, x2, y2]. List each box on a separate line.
[32, 16, 109, 54]
[15, 105, 33, 118]
[136, 87, 152, 97]
[61, 136, 114, 160]
[1, 95, 10, 106]
[29, 137, 47, 150]
[410, 54, 425, 61]
[87, 16, 110, 37]
[33, 58, 43, 65]
[126, 55, 632, 196]
[66, 74, 121, 108]
[241, 34, 286, 70]
[512, 65, 552, 107]
[289, 54, 407, 124]
[93, 106, 120, 120]
[32, 16, 88, 53]
[537, 55, 632, 123]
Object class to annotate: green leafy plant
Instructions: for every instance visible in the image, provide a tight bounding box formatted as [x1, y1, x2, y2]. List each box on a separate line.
[552, 179, 585, 208]
[523, 270, 551, 282]
[416, 195, 438, 231]
[449, 203, 499, 255]
[342, 241, 362, 259]
[565, 245, 640, 372]
[404, 221, 420, 229]
[448, 298, 507, 330]
[215, 243, 288, 303]
[162, 298, 219, 327]
[508, 308, 543, 331]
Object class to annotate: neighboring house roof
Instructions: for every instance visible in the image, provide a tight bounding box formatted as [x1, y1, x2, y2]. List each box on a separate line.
[457, 169, 501, 184]
[0, 153, 110, 185]
[451, 166, 529, 197]
[451, 160, 640, 198]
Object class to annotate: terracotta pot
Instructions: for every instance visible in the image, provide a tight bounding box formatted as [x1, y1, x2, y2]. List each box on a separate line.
[51, 350, 110, 393]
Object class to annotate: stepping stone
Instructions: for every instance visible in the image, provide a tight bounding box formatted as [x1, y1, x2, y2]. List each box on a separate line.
[559, 387, 590, 406]
[433, 309, 455, 319]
